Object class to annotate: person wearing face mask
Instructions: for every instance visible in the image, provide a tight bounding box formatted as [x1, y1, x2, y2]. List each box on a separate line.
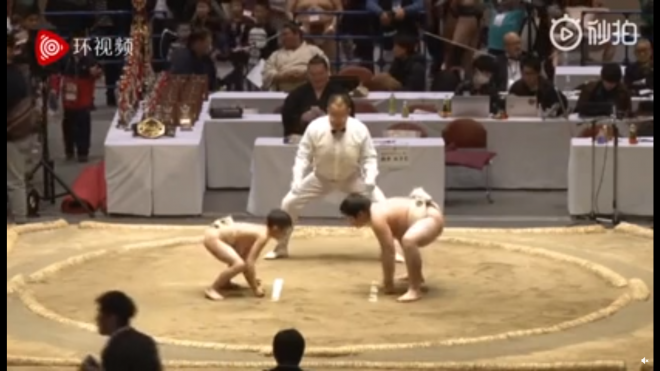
[508, 56, 567, 116]
[455, 55, 501, 114]
[170, 28, 218, 91]
[575, 63, 633, 117]
[280, 56, 352, 139]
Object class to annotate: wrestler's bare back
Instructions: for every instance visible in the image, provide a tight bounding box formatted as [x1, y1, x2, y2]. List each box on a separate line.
[204, 223, 268, 259]
[371, 197, 444, 242]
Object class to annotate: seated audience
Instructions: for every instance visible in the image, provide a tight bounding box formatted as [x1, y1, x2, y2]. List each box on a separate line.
[624, 39, 653, 92]
[494, 32, 523, 91]
[262, 22, 327, 92]
[486, 1, 525, 57]
[509, 57, 567, 116]
[85, 291, 162, 371]
[166, 22, 191, 63]
[575, 63, 633, 117]
[189, 0, 223, 33]
[430, 66, 462, 92]
[220, 0, 254, 91]
[372, 35, 426, 91]
[281, 56, 352, 137]
[247, 0, 279, 69]
[289, 0, 342, 63]
[170, 28, 218, 91]
[455, 55, 501, 113]
[266, 328, 306, 371]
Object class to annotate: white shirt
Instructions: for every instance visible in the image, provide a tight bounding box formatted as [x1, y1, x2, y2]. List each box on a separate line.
[507, 59, 521, 88]
[293, 116, 379, 184]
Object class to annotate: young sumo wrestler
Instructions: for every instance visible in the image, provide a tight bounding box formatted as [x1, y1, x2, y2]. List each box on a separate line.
[340, 188, 444, 302]
[203, 210, 293, 300]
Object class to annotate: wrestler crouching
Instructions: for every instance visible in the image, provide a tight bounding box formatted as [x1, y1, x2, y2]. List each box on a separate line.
[340, 188, 444, 302]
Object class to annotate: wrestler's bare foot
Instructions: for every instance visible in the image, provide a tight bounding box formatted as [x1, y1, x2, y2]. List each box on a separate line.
[204, 288, 224, 301]
[264, 251, 289, 260]
[397, 289, 423, 302]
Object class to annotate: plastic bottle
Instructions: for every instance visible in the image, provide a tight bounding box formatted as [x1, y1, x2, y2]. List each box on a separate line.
[401, 100, 410, 118]
[628, 124, 638, 145]
[388, 93, 396, 116]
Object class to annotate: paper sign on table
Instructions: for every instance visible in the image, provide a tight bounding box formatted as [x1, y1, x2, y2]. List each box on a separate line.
[378, 147, 410, 169]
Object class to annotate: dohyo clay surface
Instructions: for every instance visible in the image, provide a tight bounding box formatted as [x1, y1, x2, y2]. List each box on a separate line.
[6, 221, 654, 370]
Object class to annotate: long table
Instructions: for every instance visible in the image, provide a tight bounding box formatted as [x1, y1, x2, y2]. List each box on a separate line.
[104, 112, 207, 216]
[248, 137, 445, 218]
[209, 91, 651, 113]
[567, 138, 654, 217]
[205, 113, 584, 190]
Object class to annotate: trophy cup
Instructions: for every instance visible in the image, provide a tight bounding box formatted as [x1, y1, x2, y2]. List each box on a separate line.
[179, 103, 193, 131]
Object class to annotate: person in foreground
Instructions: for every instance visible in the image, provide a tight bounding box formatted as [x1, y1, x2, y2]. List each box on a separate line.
[266, 93, 390, 260]
[80, 291, 162, 371]
[340, 188, 444, 302]
[203, 209, 293, 300]
[266, 328, 306, 371]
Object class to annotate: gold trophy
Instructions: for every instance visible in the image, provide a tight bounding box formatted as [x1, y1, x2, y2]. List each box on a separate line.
[179, 103, 193, 131]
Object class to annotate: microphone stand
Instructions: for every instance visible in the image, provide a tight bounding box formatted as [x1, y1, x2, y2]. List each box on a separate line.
[609, 113, 620, 225]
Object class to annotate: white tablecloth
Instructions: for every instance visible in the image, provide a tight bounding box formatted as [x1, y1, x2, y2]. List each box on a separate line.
[209, 91, 651, 113]
[205, 113, 583, 190]
[247, 137, 445, 218]
[104, 111, 207, 216]
[568, 138, 654, 217]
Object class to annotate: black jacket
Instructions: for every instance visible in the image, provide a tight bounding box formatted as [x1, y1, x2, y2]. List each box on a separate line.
[281, 81, 353, 136]
[508, 78, 568, 115]
[389, 54, 426, 91]
[170, 48, 218, 91]
[101, 328, 162, 371]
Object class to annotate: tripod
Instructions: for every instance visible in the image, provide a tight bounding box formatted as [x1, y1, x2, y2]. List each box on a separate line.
[26, 77, 95, 218]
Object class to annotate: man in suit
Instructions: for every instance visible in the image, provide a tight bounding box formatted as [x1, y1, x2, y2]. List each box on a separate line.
[266, 329, 306, 371]
[82, 291, 162, 371]
[494, 32, 523, 91]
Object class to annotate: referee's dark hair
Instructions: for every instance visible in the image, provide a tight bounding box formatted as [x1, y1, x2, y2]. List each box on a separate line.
[327, 92, 356, 117]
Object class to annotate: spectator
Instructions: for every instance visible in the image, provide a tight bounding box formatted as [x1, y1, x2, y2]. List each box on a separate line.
[50, 30, 103, 163]
[84, 291, 162, 371]
[339, 0, 375, 68]
[190, 0, 223, 34]
[267, 329, 306, 371]
[381, 34, 426, 91]
[486, 0, 524, 57]
[166, 22, 192, 63]
[455, 54, 501, 114]
[248, 0, 278, 69]
[493, 32, 523, 91]
[624, 39, 653, 92]
[575, 63, 632, 117]
[220, 0, 254, 90]
[288, 0, 342, 65]
[262, 22, 327, 92]
[367, 0, 424, 64]
[280, 55, 352, 137]
[170, 28, 218, 91]
[440, 0, 482, 71]
[7, 31, 38, 225]
[508, 56, 567, 116]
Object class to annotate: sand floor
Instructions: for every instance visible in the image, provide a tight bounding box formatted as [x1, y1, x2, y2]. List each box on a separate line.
[7, 224, 653, 369]
[31, 235, 621, 347]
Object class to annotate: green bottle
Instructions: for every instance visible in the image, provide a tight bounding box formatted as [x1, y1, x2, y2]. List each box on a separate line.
[401, 100, 410, 118]
[388, 93, 396, 116]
